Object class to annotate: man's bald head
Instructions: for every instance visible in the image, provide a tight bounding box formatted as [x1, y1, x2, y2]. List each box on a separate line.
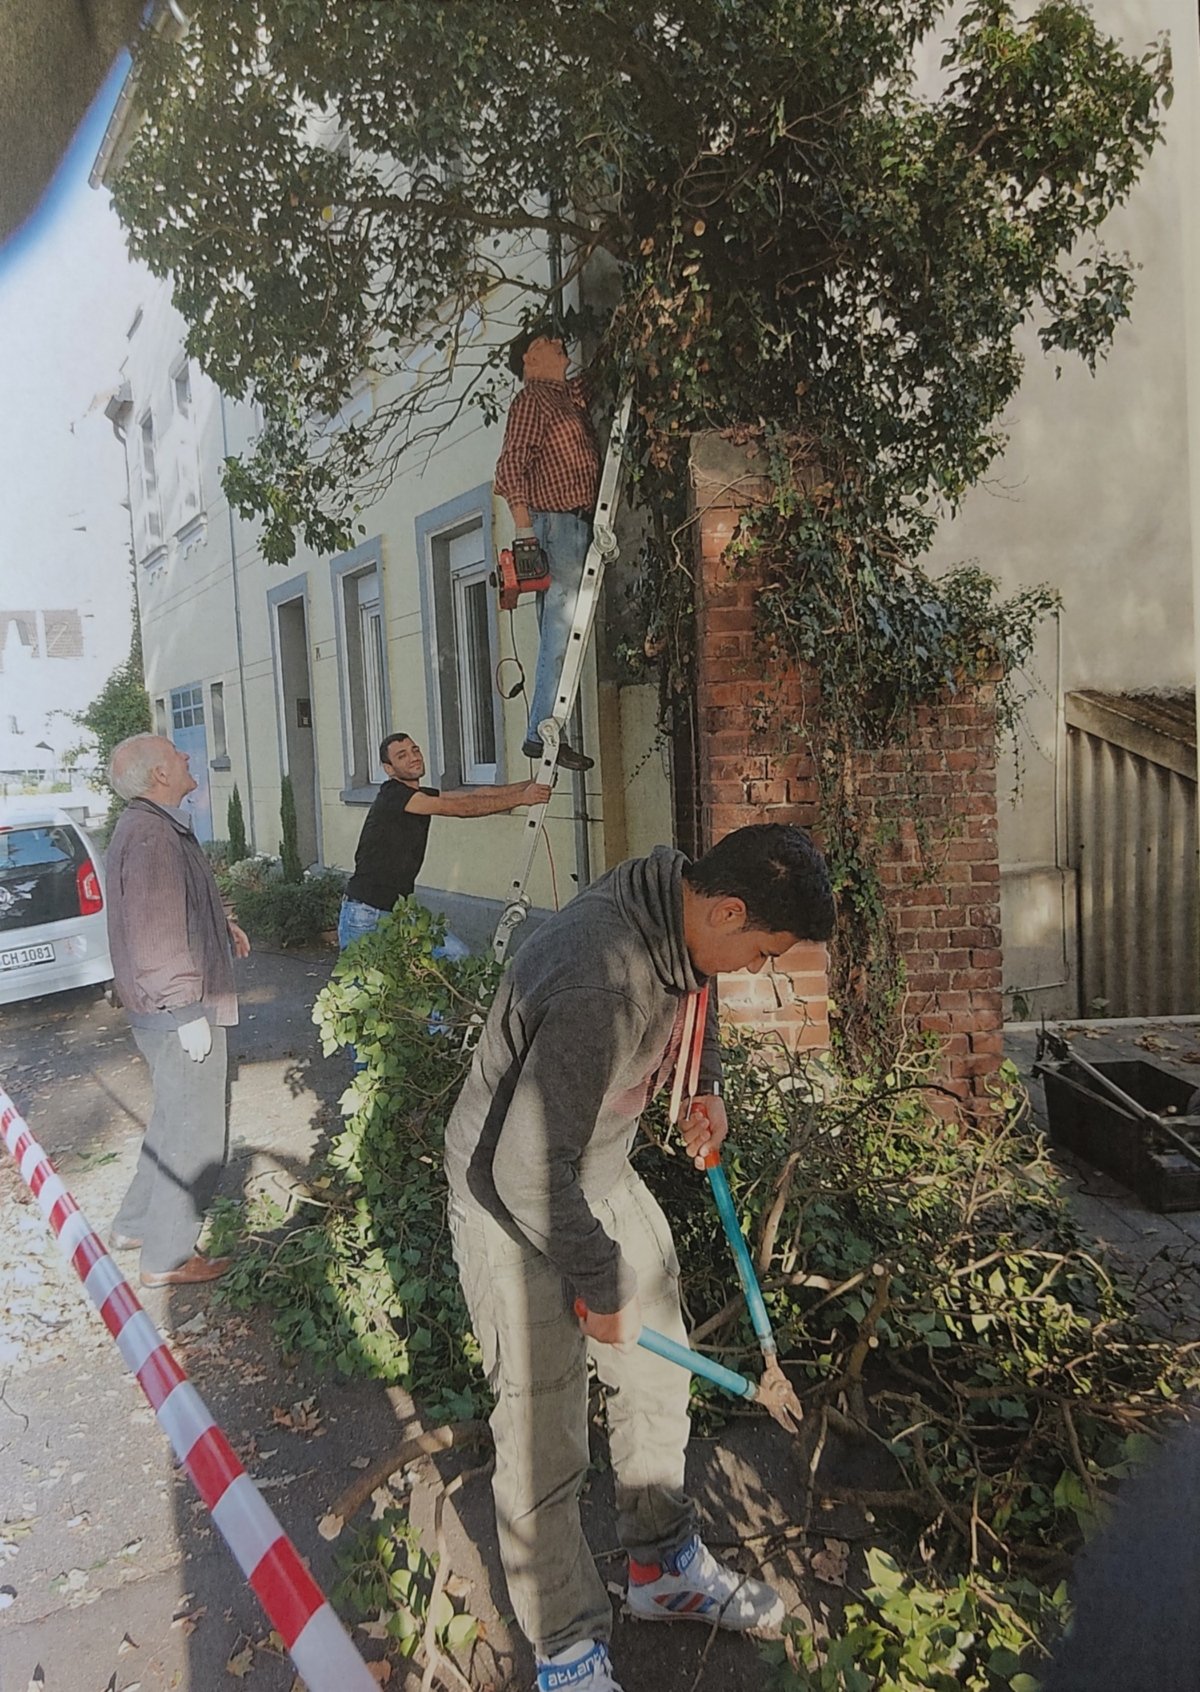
[109, 734, 181, 802]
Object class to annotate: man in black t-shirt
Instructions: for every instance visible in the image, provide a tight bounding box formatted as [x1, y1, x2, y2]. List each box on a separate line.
[338, 732, 550, 951]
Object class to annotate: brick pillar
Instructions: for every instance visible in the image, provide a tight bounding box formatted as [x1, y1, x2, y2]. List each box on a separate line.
[689, 434, 1003, 1100]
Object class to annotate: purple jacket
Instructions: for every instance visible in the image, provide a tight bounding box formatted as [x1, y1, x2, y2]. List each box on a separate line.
[105, 798, 237, 1030]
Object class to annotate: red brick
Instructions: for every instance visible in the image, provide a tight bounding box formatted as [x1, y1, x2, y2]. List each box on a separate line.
[969, 1031, 1005, 1055]
[969, 948, 1003, 970]
[703, 606, 758, 635]
[948, 1054, 1003, 1080]
[746, 779, 789, 806]
[706, 637, 752, 662]
[970, 862, 1001, 883]
[944, 840, 992, 863]
[707, 756, 768, 782]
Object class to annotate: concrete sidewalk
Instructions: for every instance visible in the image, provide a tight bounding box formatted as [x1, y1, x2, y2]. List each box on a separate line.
[0, 949, 814, 1692]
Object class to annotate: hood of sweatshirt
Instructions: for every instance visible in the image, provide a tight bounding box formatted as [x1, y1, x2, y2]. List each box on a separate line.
[604, 843, 706, 997]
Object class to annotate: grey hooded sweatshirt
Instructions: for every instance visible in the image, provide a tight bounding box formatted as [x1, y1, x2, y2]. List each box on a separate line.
[444, 845, 721, 1315]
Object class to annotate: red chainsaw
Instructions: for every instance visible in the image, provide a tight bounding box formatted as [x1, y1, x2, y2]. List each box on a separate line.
[493, 535, 551, 611]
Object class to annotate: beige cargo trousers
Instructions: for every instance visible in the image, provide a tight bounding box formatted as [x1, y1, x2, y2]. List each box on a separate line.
[449, 1165, 695, 1659]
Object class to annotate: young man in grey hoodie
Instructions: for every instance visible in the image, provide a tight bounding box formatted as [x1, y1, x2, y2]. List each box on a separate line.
[444, 823, 835, 1692]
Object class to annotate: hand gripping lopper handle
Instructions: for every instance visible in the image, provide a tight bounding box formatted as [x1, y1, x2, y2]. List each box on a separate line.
[573, 1298, 758, 1403]
[701, 1148, 777, 1358]
[676, 982, 779, 1362]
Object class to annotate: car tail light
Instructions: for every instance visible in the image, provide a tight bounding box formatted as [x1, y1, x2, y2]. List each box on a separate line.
[77, 861, 104, 915]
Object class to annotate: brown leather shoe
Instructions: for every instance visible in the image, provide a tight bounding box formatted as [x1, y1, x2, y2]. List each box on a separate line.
[522, 737, 594, 772]
[107, 1231, 143, 1253]
[555, 739, 594, 773]
[140, 1254, 231, 1289]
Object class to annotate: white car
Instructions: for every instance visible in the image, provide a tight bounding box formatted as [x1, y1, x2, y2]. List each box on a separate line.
[0, 808, 113, 1007]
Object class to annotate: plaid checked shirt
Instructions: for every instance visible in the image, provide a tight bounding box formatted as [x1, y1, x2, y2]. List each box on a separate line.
[493, 376, 601, 516]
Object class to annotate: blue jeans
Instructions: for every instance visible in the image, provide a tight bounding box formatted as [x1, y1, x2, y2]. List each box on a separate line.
[338, 897, 469, 958]
[525, 509, 592, 746]
[337, 898, 468, 1062]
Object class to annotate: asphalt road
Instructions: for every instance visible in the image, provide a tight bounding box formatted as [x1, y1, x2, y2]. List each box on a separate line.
[0, 947, 822, 1692]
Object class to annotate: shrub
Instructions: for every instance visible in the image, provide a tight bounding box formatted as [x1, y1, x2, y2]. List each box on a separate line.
[761, 1551, 1066, 1690]
[227, 784, 248, 864]
[212, 919, 1200, 1671]
[280, 774, 302, 882]
[231, 868, 344, 947]
[201, 838, 232, 873]
[219, 853, 282, 897]
[215, 899, 497, 1417]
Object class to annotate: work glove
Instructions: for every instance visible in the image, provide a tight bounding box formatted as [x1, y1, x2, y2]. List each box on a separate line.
[177, 1016, 213, 1062]
[515, 525, 537, 540]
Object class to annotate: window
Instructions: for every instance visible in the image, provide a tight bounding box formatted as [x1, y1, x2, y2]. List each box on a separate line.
[154, 697, 167, 736]
[173, 362, 191, 420]
[331, 540, 391, 797]
[140, 415, 161, 524]
[449, 537, 497, 783]
[171, 684, 204, 730]
[169, 355, 204, 529]
[415, 487, 503, 788]
[209, 681, 227, 758]
[133, 410, 165, 562]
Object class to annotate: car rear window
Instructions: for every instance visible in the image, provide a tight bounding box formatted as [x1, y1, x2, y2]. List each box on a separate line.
[0, 825, 92, 932]
[0, 826, 84, 869]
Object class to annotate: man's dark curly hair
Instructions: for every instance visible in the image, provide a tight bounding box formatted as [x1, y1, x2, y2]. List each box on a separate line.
[684, 824, 835, 941]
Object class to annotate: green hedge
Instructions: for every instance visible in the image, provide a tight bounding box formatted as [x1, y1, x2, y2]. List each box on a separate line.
[232, 870, 344, 947]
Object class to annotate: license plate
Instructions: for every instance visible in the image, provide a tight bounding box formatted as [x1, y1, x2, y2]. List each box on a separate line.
[0, 943, 55, 969]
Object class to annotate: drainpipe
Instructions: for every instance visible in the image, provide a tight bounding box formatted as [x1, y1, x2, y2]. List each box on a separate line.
[1182, 4, 1200, 917]
[218, 388, 257, 850]
[547, 196, 592, 892]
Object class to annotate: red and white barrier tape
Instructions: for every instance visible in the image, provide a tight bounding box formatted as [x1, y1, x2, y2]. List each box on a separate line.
[0, 1087, 376, 1692]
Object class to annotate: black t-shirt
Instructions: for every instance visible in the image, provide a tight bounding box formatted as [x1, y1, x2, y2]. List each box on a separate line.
[345, 781, 439, 912]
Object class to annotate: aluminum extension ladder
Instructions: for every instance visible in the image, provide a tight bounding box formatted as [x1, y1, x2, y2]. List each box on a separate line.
[491, 390, 633, 962]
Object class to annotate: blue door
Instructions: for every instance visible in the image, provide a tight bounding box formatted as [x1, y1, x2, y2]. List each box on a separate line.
[170, 683, 213, 843]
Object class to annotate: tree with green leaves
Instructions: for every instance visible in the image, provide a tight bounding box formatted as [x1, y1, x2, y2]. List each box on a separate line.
[112, 0, 1170, 1056]
[113, 0, 1170, 567]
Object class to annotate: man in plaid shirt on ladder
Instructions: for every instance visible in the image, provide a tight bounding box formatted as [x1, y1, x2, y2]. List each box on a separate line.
[494, 323, 601, 773]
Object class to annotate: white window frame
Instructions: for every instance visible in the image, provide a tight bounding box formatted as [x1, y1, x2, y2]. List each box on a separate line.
[133, 408, 165, 565]
[330, 538, 393, 801]
[357, 573, 388, 780]
[450, 554, 498, 785]
[169, 353, 204, 533]
[209, 680, 228, 760]
[172, 360, 191, 419]
[170, 683, 204, 731]
[415, 485, 505, 790]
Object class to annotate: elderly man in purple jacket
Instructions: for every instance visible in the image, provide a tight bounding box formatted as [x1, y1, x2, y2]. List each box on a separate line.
[104, 733, 249, 1288]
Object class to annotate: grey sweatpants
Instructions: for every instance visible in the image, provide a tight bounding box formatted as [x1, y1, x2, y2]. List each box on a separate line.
[449, 1166, 694, 1659]
[114, 1024, 229, 1274]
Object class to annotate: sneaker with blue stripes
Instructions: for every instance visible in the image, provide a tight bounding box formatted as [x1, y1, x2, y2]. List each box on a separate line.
[535, 1638, 623, 1691]
[625, 1534, 785, 1633]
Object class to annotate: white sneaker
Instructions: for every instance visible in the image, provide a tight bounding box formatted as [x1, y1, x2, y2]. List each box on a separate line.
[535, 1638, 624, 1691]
[626, 1534, 786, 1634]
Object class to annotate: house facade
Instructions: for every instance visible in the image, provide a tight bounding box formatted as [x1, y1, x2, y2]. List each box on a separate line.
[102, 276, 671, 945]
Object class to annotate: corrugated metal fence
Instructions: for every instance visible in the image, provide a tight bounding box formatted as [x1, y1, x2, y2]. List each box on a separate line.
[1067, 691, 1199, 1017]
